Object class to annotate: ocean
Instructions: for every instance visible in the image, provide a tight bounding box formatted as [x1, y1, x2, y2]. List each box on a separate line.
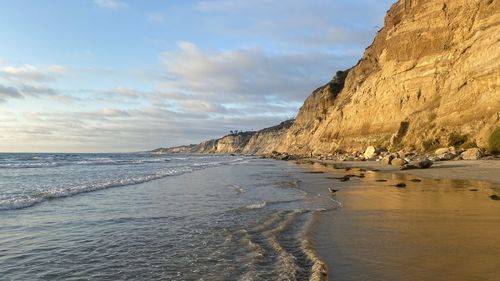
[0, 153, 340, 280]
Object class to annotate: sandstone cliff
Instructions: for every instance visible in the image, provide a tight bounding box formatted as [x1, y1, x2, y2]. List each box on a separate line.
[153, 120, 294, 154]
[277, 0, 500, 154]
[154, 0, 500, 155]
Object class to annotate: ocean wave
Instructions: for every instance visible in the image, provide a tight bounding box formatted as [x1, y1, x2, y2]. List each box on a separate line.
[74, 158, 170, 166]
[0, 157, 174, 170]
[228, 184, 245, 194]
[0, 159, 243, 211]
[300, 211, 329, 281]
[245, 201, 267, 209]
[0, 162, 61, 169]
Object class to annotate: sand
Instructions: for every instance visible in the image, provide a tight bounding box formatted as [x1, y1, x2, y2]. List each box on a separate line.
[293, 160, 500, 281]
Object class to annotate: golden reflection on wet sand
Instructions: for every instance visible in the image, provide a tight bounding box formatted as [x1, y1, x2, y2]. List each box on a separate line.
[303, 163, 500, 281]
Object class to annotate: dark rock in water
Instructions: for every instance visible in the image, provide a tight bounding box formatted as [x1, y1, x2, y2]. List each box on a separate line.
[302, 171, 324, 174]
[490, 195, 500, 200]
[340, 175, 350, 182]
[376, 179, 388, 182]
[230, 153, 237, 156]
[395, 182, 407, 188]
[410, 179, 422, 182]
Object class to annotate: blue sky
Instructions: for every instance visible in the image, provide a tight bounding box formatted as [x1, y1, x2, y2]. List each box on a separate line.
[0, 0, 394, 152]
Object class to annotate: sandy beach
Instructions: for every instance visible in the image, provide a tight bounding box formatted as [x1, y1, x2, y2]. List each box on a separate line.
[293, 160, 500, 281]
[310, 159, 500, 185]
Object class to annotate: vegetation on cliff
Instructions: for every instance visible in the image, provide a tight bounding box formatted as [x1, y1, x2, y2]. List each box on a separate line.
[489, 127, 500, 154]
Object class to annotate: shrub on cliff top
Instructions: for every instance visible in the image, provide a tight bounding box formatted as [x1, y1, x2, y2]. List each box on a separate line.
[488, 127, 500, 154]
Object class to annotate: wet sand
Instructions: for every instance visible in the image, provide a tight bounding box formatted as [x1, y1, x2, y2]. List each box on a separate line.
[295, 161, 500, 281]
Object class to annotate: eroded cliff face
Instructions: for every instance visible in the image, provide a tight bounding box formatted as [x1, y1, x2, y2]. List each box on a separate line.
[154, 0, 500, 155]
[153, 120, 293, 154]
[276, 0, 500, 154]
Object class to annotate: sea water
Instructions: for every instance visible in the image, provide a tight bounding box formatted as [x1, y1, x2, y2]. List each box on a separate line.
[0, 153, 339, 280]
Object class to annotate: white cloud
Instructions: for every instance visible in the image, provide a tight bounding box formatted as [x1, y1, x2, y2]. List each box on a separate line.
[94, 0, 127, 9]
[19, 84, 59, 97]
[0, 64, 68, 82]
[0, 106, 289, 152]
[99, 107, 131, 117]
[0, 84, 23, 103]
[160, 41, 353, 106]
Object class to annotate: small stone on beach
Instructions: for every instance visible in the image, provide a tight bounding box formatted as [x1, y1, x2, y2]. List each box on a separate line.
[489, 195, 500, 200]
[340, 176, 351, 182]
[395, 182, 407, 188]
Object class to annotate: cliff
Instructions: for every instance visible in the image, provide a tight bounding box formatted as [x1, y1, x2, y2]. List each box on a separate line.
[153, 0, 500, 155]
[152, 120, 294, 154]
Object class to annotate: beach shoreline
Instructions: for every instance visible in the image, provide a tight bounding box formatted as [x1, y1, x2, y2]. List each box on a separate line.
[303, 159, 500, 185]
[293, 159, 500, 280]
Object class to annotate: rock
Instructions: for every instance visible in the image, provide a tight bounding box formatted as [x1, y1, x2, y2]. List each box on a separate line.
[395, 182, 406, 188]
[281, 155, 298, 161]
[410, 179, 422, 182]
[400, 164, 419, 170]
[435, 146, 458, 161]
[437, 152, 455, 161]
[382, 155, 395, 165]
[435, 147, 450, 155]
[391, 158, 406, 167]
[448, 146, 457, 155]
[461, 148, 484, 160]
[397, 151, 406, 159]
[339, 176, 350, 182]
[490, 195, 500, 201]
[416, 158, 433, 169]
[363, 146, 379, 159]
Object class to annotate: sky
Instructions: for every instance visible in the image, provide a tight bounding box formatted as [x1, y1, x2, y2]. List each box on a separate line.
[0, 0, 395, 152]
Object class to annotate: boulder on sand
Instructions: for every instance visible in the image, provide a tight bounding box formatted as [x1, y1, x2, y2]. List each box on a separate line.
[401, 158, 433, 170]
[391, 158, 406, 166]
[382, 155, 395, 165]
[435, 147, 450, 155]
[416, 158, 433, 169]
[363, 146, 379, 159]
[461, 148, 484, 160]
